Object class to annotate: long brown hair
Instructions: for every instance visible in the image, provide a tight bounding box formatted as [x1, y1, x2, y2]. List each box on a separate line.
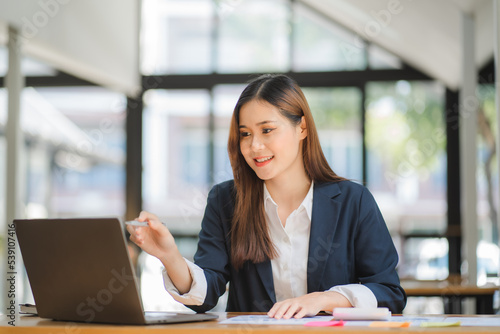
[228, 74, 345, 269]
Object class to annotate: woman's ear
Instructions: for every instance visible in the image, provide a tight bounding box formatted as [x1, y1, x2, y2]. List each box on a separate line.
[299, 116, 307, 139]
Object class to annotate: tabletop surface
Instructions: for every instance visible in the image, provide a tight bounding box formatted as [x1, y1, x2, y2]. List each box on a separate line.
[3, 312, 500, 334]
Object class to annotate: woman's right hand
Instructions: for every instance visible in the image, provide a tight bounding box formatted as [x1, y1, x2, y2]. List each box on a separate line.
[126, 211, 177, 261]
[127, 211, 193, 294]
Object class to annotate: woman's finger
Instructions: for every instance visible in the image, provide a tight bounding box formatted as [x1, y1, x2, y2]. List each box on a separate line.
[126, 224, 137, 235]
[282, 303, 300, 319]
[267, 302, 282, 318]
[148, 219, 165, 231]
[272, 302, 291, 319]
[293, 307, 309, 319]
[138, 210, 158, 222]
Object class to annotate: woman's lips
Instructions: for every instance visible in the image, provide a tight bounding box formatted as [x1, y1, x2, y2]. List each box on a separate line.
[254, 156, 274, 167]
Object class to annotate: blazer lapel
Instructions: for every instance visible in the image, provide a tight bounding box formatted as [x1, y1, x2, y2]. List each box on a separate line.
[307, 182, 342, 292]
[255, 260, 276, 303]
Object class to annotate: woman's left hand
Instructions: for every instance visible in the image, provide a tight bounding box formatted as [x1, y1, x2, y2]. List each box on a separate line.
[267, 291, 351, 319]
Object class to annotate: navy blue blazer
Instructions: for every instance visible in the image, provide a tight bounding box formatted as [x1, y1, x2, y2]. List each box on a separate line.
[188, 180, 406, 313]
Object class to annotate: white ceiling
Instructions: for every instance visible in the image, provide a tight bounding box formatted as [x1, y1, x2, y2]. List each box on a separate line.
[301, 0, 494, 89]
[0, 0, 140, 97]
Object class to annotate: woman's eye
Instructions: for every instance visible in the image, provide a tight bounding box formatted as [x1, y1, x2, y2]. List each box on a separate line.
[263, 128, 274, 134]
[239, 132, 250, 137]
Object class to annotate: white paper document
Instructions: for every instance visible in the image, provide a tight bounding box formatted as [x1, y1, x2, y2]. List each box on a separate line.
[220, 315, 332, 325]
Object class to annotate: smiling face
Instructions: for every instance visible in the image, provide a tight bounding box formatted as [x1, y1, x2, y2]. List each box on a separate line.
[238, 99, 307, 184]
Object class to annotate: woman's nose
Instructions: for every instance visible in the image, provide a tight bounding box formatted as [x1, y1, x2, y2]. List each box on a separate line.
[251, 135, 265, 151]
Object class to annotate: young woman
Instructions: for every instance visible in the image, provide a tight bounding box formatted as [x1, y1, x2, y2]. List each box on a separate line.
[127, 74, 406, 319]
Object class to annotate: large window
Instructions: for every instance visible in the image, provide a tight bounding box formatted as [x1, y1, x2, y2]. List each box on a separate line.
[34, 87, 126, 218]
[141, 0, 214, 74]
[217, 0, 289, 73]
[303, 87, 363, 181]
[366, 81, 447, 279]
[213, 84, 245, 183]
[142, 89, 211, 222]
[292, 2, 366, 71]
[477, 84, 499, 286]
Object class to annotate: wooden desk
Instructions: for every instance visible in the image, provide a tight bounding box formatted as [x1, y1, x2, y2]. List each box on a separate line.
[3, 313, 500, 334]
[402, 281, 498, 314]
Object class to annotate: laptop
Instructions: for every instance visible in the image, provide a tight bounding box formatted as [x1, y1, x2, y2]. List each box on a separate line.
[14, 217, 218, 325]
